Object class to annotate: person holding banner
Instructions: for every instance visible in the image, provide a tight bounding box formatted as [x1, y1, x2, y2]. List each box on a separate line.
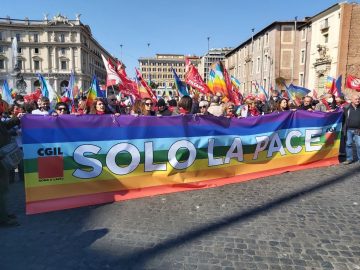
[31, 96, 50, 115]
[90, 98, 111, 115]
[343, 93, 360, 164]
[274, 98, 290, 113]
[0, 115, 21, 227]
[141, 98, 156, 116]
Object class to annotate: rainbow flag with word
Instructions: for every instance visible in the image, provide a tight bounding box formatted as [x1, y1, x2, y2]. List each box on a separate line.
[207, 62, 229, 97]
[22, 111, 342, 214]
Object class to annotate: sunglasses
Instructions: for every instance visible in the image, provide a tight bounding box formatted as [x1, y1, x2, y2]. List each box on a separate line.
[57, 107, 67, 111]
[145, 103, 153, 106]
[110, 99, 117, 101]
[199, 106, 207, 109]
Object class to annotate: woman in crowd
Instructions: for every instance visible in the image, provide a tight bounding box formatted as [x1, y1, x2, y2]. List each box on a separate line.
[53, 102, 70, 116]
[275, 98, 290, 112]
[141, 98, 156, 116]
[178, 95, 193, 115]
[90, 98, 111, 115]
[223, 102, 236, 118]
[75, 98, 89, 115]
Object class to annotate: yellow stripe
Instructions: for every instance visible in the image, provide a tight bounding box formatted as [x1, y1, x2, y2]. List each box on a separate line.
[25, 147, 339, 202]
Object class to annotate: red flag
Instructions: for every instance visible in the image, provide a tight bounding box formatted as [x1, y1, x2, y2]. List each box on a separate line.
[185, 58, 210, 95]
[346, 75, 360, 91]
[101, 54, 122, 87]
[321, 98, 331, 111]
[135, 68, 157, 102]
[114, 61, 141, 99]
[223, 68, 241, 105]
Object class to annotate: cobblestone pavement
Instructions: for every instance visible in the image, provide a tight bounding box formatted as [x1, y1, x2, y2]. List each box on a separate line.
[1, 162, 360, 270]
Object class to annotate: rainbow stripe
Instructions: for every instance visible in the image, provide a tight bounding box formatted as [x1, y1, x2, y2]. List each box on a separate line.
[23, 111, 342, 214]
[207, 62, 228, 96]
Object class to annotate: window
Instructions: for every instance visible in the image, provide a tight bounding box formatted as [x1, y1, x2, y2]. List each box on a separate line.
[265, 33, 269, 44]
[16, 33, 20, 42]
[61, 61, 67, 70]
[17, 47, 22, 54]
[60, 34, 65, 43]
[264, 55, 268, 71]
[300, 49, 305, 64]
[0, 59, 4, 69]
[17, 60, 22, 70]
[34, 48, 39, 54]
[61, 48, 66, 55]
[34, 33, 39, 43]
[34, 60, 40, 70]
[299, 73, 304, 86]
[0, 32, 3, 41]
[324, 34, 329, 43]
[0, 46, 3, 53]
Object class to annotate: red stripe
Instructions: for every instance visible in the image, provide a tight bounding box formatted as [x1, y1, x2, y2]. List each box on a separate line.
[26, 157, 339, 215]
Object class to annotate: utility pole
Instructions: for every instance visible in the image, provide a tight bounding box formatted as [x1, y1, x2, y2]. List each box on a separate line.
[207, 36, 210, 52]
[120, 44, 123, 60]
[147, 43, 150, 83]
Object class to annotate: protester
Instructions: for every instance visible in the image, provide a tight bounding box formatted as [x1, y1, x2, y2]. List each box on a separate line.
[31, 96, 50, 115]
[268, 90, 281, 112]
[178, 95, 193, 115]
[0, 114, 22, 227]
[275, 98, 290, 112]
[224, 102, 236, 118]
[157, 99, 172, 116]
[141, 98, 156, 116]
[298, 96, 314, 111]
[0, 94, 9, 117]
[75, 97, 89, 115]
[53, 102, 70, 115]
[198, 100, 212, 116]
[315, 94, 337, 112]
[89, 97, 111, 115]
[342, 93, 360, 164]
[207, 95, 224, 116]
[107, 95, 123, 114]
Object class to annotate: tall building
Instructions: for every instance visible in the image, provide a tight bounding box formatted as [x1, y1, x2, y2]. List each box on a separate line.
[301, 2, 360, 95]
[225, 21, 305, 94]
[0, 14, 116, 95]
[198, 48, 233, 83]
[138, 54, 200, 96]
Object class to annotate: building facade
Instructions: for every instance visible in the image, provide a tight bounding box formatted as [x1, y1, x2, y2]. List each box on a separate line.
[225, 2, 360, 96]
[225, 21, 305, 94]
[198, 48, 233, 83]
[304, 2, 360, 95]
[0, 14, 115, 95]
[138, 54, 200, 96]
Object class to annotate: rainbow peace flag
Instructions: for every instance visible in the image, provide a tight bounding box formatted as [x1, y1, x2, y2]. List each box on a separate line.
[86, 75, 99, 107]
[207, 62, 229, 96]
[22, 111, 342, 214]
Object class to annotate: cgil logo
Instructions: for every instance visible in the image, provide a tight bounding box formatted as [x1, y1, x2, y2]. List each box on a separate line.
[37, 147, 63, 156]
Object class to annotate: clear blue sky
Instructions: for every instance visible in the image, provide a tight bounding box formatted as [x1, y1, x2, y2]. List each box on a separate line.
[2, 0, 341, 77]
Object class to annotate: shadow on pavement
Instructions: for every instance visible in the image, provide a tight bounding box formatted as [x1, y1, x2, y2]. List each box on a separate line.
[109, 165, 360, 269]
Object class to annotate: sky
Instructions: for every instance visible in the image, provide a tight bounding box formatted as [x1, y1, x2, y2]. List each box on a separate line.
[2, 0, 342, 77]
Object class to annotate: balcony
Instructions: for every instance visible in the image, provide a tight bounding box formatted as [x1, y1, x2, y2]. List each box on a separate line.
[320, 21, 329, 32]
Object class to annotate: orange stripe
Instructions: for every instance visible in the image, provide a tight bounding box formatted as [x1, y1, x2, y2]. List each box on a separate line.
[26, 156, 338, 214]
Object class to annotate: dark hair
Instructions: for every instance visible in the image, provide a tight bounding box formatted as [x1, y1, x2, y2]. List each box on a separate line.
[178, 96, 193, 113]
[168, 99, 177, 107]
[55, 102, 70, 113]
[276, 98, 290, 111]
[90, 97, 110, 114]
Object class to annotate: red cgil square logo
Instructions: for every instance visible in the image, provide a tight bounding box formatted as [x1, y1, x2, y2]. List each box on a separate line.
[38, 156, 64, 179]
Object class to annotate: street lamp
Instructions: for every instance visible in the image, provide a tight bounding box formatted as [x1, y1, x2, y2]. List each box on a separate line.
[147, 43, 150, 83]
[207, 36, 210, 52]
[120, 44, 123, 60]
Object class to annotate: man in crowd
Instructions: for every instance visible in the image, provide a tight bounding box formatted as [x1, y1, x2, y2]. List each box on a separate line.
[31, 96, 50, 115]
[207, 95, 224, 116]
[343, 93, 360, 164]
[298, 96, 314, 111]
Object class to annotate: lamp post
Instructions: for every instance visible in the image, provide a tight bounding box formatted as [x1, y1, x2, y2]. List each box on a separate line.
[120, 44, 123, 60]
[147, 43, 150, 83]
[207, 36, 210, 52]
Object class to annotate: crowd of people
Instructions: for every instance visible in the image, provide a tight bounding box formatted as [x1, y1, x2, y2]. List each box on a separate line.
[0, 89, 359, 227]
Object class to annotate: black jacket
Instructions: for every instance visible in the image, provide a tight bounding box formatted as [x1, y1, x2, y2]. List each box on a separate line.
[0, 117, 20, 148]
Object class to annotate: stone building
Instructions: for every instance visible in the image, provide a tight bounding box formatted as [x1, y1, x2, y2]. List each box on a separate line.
[138, 54, 200, 96]
[225, 21, 305, 94]
[0, 14, 116, 95]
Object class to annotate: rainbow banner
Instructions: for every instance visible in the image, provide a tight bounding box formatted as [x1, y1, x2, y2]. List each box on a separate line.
[23, 111, 342, 214]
